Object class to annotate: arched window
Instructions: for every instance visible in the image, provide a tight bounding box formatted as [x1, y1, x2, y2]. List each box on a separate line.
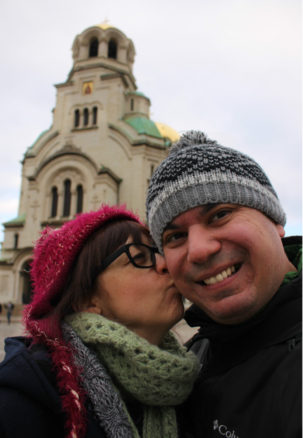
[74, 109, 80, 127]
[92, 106, 98, 125]
[50, 186, 58, 217]
[21, 260, 33, 304]
[83, 108, 89, 126]
[130, 98, 134, 111]
[108, 39, 117, 59]
[89, 37, 98, 57]
[76, 185, 83, 214]
[63, 179, 71, 217]
[14, 233, 19, 249]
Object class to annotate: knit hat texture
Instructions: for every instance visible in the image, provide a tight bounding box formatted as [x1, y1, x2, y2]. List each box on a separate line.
[146, 130, 286, 252]
[25, 204, 141, 337]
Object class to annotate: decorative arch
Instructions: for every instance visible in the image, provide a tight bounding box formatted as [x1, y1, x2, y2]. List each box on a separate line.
[108, 38, 118, 59]
[32, 144, 99, 179]
[80, 28, 102, 47]
[92, 106, 98, 125]
[63, 179, 71, 217]
[83, 108, 89, 126]
[70, 25, 135, 69]
[89, 37, 99, 57]
[74, 109, 80, 127]
[76, 184, 83, 213]
[34, 148, 99, 223]
[50, 186, 58, 217]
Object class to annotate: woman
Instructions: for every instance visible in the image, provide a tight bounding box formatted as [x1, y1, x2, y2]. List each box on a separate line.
[0, 205, 199, 438]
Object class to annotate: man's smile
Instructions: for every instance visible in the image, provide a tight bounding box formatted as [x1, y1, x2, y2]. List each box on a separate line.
[202, 265, 238, 285]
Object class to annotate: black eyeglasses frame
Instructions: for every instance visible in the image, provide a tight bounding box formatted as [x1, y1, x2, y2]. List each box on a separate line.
[97, 242, 159, 275]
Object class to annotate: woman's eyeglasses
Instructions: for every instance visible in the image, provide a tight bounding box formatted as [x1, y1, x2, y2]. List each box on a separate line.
[100, 243, 159, 271]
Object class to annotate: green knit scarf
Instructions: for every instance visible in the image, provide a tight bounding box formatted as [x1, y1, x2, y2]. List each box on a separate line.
[66, 312, 199, 438]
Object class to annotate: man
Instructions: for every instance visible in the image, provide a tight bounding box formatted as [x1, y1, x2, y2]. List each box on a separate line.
[146, 130, 301, 438]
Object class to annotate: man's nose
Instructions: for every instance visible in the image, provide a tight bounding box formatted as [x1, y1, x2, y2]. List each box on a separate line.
[155, 252, 168, 274]
[187, 225, 221, 264]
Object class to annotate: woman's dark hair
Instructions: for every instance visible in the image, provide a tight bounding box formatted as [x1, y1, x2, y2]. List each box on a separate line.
[54, 219, 150, 319]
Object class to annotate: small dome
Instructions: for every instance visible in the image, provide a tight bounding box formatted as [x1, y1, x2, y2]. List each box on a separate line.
[125, 116, 162, 139]
[155, 122, 180, 143]
[97, 21, 116, 31]
[97, 21, 112, 30]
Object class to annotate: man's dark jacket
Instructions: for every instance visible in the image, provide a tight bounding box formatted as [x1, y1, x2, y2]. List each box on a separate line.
[179, 236, 302, 438]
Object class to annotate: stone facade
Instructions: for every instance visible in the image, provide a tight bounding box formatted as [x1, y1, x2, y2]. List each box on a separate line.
[0, 23, 179, 305]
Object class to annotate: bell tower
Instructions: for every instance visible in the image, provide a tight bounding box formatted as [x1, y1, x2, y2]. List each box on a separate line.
[0, 23, 179, 305]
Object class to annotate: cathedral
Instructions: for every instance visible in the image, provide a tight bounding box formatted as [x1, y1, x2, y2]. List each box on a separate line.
[0, 23, 178, 306]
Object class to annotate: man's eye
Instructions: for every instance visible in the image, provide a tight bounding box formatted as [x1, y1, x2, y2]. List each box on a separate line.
[211, 209, 232, 222]
[163, 232, 187, 246]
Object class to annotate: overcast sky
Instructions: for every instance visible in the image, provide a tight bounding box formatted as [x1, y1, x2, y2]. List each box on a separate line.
[0, 0, 301, 243]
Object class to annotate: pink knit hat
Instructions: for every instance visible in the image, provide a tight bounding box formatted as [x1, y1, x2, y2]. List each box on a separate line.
[24, 204, 141, 438]
[25, 204, 141, 335]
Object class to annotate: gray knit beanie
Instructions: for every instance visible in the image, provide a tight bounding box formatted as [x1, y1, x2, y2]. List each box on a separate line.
[146, 130, 286, 252]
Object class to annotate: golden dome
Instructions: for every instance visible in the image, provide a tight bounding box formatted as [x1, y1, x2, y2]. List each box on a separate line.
[155, 122, 180, 143]
[97, 21, 114, 30]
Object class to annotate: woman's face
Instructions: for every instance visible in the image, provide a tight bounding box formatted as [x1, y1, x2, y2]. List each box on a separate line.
[89, 233, 184, 344]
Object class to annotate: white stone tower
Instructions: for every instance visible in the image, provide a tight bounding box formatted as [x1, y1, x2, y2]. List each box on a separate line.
[0, 23, 179, 305]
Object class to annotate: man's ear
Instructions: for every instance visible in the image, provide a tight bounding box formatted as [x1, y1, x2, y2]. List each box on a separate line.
[276, 224, 285, 238]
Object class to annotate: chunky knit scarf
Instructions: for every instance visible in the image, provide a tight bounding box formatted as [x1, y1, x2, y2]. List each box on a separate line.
[65, 312, 199, 438]
[62, 323, 134, 438]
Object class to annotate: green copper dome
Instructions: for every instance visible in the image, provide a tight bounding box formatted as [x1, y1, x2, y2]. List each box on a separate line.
[124, 116, 162, 139]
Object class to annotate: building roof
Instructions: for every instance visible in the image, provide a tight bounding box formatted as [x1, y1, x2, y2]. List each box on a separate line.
[126, 90, 148, 98]
[124, 116, 180, 144]
[97, 21, 114, 30]
[3, 213, 26, 227]
[155, 122, 180, 143]
[124, 116, 162, 139]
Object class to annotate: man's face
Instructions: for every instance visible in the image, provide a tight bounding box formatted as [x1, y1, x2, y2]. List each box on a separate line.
[162, 204, 290, 325]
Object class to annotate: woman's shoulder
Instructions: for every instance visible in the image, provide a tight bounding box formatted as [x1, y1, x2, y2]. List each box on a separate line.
[0, 337, 65, 437]
[0, 336, 60, 398]
[0, 337, 109, 438]
[1, 337, 50, 375]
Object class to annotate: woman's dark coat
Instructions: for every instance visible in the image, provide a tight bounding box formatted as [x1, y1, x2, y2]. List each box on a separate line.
[0, 337, 105, 438]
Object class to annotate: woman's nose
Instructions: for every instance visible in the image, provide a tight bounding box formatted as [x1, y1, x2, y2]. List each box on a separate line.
[155, 253, 168, 274]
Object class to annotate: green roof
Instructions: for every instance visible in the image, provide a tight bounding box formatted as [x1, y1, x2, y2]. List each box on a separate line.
[126, 90, 147, 98]
[4, 213, 26, 226]
[124, 116, 162, 139]
[26, 129, 49, 152]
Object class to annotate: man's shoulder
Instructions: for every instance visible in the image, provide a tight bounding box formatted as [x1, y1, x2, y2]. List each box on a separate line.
[283, 235, 302, 272]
